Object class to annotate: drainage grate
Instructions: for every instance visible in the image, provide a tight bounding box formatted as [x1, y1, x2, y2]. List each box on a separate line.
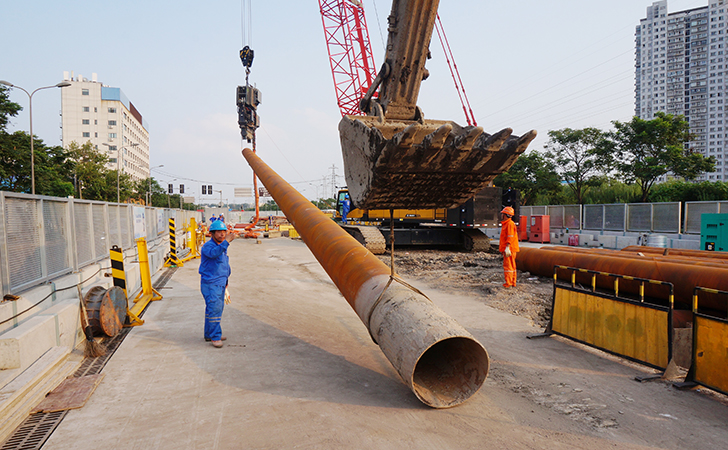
[0, 411, 67, 450]
[0, 267, 178, 449]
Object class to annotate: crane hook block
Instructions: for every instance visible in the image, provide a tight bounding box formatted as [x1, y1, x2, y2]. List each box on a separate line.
[240, 46, 254, 69]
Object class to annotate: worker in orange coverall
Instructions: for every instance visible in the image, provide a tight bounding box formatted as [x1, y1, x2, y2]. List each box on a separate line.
[499, 206, 519, 287]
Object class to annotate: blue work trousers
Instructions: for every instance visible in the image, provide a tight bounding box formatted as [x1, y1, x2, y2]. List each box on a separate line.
[201, 283, 225, 340]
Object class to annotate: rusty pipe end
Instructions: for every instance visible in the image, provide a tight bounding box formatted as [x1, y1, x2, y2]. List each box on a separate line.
[368, 284, 489, 408]
[412, 336, 489, 408]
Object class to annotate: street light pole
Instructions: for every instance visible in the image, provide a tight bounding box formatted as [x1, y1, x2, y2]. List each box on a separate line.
[148, 164, 164, 206]
[0, 80, 71, 195]
[103, 141, 138, 203]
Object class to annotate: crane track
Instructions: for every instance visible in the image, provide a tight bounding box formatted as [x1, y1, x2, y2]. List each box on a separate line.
[341, 225, 386, 254]
[463, 229, 491, 252]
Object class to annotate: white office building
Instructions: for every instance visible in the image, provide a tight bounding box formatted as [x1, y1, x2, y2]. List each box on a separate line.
[60, 71, 150, 182]
[636, 0, 727, 180]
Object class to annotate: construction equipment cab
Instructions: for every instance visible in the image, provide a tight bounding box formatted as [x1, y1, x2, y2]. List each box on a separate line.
[338, 0, 536, 211]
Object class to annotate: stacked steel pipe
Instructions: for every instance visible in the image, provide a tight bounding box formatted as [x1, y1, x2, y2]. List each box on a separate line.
[516, 246, 728, 316]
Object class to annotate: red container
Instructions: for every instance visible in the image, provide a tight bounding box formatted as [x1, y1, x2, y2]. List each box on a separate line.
[517, 220, 528, 241]
[528, 215, 550, 243]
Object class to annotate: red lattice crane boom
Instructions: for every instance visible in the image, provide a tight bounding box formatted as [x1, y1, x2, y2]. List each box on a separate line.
[318, 0, 378, 116]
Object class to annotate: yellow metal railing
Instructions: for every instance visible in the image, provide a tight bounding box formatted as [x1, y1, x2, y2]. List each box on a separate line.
[685, 287, 728, 395]
[550, 266, 674, 369]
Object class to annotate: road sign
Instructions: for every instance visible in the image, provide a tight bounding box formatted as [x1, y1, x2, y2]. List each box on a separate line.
[234, 187, 253, 197]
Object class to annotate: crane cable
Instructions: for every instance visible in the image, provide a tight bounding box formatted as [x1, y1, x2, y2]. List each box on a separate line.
[241, 0, 259, 231]
[434, 14, 477, 127]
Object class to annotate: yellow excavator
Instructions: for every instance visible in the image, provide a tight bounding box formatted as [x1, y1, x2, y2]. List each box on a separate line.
[337, 0, 536, 211]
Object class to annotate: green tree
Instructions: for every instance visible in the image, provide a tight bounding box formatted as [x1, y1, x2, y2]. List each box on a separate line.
[312, 198, 336, 209]
[605, 112, 715, 202]
[134, 177, 166, 206]
[68, 141, 112, 200]
[544, 127, 607, 204]
[494, 151, 561, 206]
[0, 85, 22, 132]
[649, 180, 728, 202]
[259, 200, 279, 211]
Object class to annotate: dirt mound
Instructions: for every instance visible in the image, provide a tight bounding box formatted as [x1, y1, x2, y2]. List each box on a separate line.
[378, 249, 553, 327]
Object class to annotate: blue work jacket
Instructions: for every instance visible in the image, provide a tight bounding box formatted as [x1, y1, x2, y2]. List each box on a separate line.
[199, 239, 231, 286]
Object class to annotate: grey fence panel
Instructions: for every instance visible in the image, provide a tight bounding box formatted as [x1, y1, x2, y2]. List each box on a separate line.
[604, 204, 626, 231]
[563, 205, 581, 229]
[74, 202, 94, 265]
[627, 204, 652, 232]
[583, 205, 604, 230]
[0, 194, 7, 294]
[0, 189, 195, 296]
[108, 205, 121, 249]
[548, 206, 564, 228]
[5, 197, 43, 290]
[43, 200, 72, 277]
[120, 205, 132, 249]
[684, 202, 720, 234]
[146, 207, 155, 240]
[653, 202, 680, 233]
[531, 206, 547, 216]
[520, 206, 532, 223]
[721, 201, 728, 213]
[92, 204, 108, 261]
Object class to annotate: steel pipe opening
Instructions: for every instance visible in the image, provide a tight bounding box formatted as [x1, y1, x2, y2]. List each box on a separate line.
[242, 148, 489, 408]
[413, 337, 489, 407]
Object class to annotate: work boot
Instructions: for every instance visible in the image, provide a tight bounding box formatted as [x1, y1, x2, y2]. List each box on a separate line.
[205, 337, 227, 342]
[211, 340, 224, 348]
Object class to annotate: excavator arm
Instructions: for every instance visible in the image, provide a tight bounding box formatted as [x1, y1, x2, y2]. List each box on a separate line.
[339, 0, 536, 210]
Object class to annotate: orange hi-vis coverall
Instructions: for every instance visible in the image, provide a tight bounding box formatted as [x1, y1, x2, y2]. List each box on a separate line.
[499, 217, 520, 287]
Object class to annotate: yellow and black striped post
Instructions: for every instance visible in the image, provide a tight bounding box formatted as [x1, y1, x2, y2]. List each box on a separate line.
[164, 218, 184, 267]
[109, 245, 128, 300]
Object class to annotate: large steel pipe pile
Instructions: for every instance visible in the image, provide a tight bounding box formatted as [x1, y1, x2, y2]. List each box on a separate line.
[621, 245, 728, 261]
[242, 148, 488, 408]
[517, 246, 728, 314]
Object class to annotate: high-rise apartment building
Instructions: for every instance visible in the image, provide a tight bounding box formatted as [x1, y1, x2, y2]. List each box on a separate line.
[60, 72, 150, 182]
[636, 0, 727, 181]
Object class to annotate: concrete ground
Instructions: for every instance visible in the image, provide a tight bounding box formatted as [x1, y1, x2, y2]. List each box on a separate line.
[44, 238, 728, 450]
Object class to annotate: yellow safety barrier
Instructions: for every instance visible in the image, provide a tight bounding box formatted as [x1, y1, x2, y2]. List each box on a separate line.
[681, 287, 728, 395]
[547, 266, 674, 370]
[181, 217, 201, 263]
[126, 237, 163, 327]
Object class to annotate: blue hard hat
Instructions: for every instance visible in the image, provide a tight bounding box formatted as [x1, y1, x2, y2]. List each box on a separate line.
[210, 220, 227, 231]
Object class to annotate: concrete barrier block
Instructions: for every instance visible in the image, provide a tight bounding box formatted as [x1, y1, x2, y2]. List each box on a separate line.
[51, 273, 82, 303]
[0, 316, 58, 370]
[671, 239, 701, 250]
[0, 286, 52, 334]
[79, 264, 103, 287]
[616, 236, 639, 249]
[37, 300, 83, 350]
[597, 235, 618, 249]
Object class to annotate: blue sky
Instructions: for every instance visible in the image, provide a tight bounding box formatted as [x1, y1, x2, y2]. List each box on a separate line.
[0, 0, 710, 203]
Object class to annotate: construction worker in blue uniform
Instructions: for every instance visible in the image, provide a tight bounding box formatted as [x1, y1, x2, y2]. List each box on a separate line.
[342, 193, 351, 224]
[199, 220, 235, 348]
[209, 214, 217, 223]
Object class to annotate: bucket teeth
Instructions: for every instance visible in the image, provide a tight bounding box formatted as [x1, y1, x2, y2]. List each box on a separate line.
[340, 115, 537, 210]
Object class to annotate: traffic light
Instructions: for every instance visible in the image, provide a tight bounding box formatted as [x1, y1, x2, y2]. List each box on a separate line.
[202, 185, 207, 195]
[168, 184, 173, 194]
[179, 184, 184, 194]
[208, 185, 213, 194]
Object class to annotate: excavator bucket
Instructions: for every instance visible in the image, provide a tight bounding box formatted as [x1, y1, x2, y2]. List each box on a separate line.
[340, 115, 537, 210]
